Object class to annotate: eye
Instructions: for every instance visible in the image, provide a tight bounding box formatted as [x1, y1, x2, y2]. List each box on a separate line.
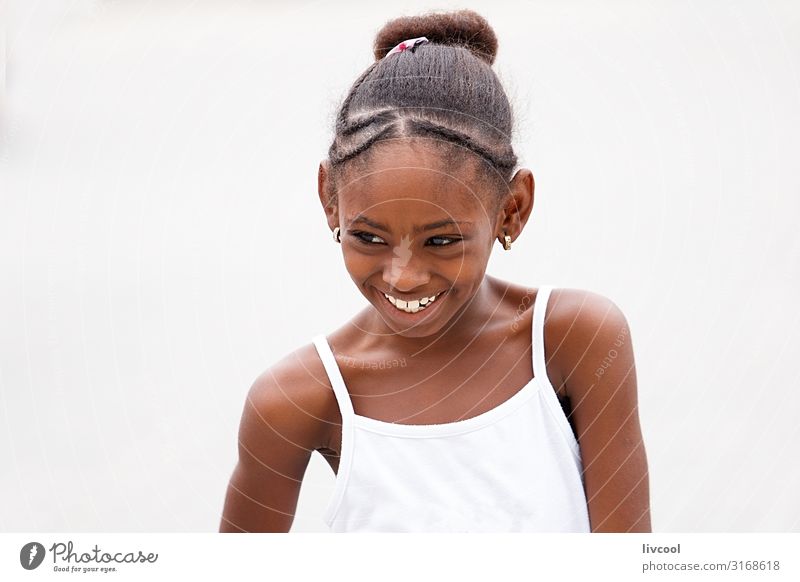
[350, 231, 387, 245]
[427, 236, 461, 247]
[349, 231, 462, 248]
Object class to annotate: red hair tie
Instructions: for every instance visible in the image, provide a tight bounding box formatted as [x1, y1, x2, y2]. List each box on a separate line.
[385, 37, 429, 57]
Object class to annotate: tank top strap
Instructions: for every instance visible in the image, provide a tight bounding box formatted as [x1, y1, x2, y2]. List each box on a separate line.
[531, 285, 555, 379]
[312, 334, 355, 420]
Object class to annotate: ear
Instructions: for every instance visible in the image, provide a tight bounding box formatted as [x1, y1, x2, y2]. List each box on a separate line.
[497, 168, 535, 244]
[318, 159, 339, 230]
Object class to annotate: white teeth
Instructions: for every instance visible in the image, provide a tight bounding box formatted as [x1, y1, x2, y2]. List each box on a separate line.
[382, 291, 443, 314]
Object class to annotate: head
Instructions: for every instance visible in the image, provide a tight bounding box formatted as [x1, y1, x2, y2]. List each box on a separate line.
[318, 10, 534, 338]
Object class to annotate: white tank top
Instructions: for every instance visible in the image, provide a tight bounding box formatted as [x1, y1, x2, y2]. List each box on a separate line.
[311, 285, 591, 532]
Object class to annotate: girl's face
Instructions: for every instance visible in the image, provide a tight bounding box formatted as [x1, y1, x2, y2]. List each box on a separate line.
[325, 139, 533, 339]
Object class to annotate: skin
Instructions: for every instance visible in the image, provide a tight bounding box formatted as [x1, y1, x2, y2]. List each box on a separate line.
[219, 138, 651, 533]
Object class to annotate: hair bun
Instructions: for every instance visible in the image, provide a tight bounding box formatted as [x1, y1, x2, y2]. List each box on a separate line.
[373, 9, 499, 65]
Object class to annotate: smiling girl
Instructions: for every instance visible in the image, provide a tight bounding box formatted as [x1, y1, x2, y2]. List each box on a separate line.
[220, 9, 650, 533]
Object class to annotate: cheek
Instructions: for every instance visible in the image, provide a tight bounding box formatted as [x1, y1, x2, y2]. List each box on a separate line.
[342, 252, 369, 274]
[340, 246, 382, 278]
[449, 242, 491, 274]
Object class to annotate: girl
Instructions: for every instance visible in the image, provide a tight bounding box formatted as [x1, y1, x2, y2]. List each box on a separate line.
[220, 9, 650, 533]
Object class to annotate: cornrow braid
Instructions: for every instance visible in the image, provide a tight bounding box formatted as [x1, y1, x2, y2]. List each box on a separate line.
[339, 109, 399, 138]
[329, 122, 400, 168]
[406, 118, 517, 179]
[327, 10, 517, 202]
[334, 62, 380, 134]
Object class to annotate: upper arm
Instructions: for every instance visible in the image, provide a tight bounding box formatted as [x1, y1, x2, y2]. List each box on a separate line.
[548, 288, 651, 532]
[219, 352, 328, 533]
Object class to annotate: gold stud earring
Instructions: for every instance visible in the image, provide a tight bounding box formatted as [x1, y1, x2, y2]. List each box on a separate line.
[503, 233, 512, 251]
[333, 226, 341, 243]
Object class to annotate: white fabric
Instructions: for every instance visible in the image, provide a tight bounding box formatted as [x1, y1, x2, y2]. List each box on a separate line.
[385, 36, 430, 57]
[311, 285, 591, 532]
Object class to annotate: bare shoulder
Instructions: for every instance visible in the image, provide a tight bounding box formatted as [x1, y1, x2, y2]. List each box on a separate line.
[543, 287, 650, 532]
[543, 287, 634, 399]
[241, 342, 336, 457]
[546, 287, 629, 331]
[219, 343, 335, 532]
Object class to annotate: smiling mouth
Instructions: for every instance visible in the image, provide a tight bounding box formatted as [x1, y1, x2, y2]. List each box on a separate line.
[381, 290, 447, 314]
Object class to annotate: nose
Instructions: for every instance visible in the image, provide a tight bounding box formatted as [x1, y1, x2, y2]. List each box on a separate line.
[383, 253, 431, 293]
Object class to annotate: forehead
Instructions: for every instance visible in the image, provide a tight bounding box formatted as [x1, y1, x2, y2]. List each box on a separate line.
[337, 139, 492, 218]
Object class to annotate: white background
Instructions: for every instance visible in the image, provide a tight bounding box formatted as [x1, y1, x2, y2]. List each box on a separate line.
[1, 0, 798, 532]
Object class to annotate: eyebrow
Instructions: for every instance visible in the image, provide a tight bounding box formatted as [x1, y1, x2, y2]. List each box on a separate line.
[350, 215, 472, 234]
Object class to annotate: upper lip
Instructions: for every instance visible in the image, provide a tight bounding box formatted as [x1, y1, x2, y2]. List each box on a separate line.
[380, 289, 445, 301]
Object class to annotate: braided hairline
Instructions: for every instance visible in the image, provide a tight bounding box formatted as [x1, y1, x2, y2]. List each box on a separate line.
[335, 61, 380, 133]
[406, 118, 516, 176]
[329, 110, 516, 184]
[329, 123, 399, 167]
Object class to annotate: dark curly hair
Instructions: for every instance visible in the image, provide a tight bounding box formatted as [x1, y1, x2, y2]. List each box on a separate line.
[325, 9, 518, 207]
